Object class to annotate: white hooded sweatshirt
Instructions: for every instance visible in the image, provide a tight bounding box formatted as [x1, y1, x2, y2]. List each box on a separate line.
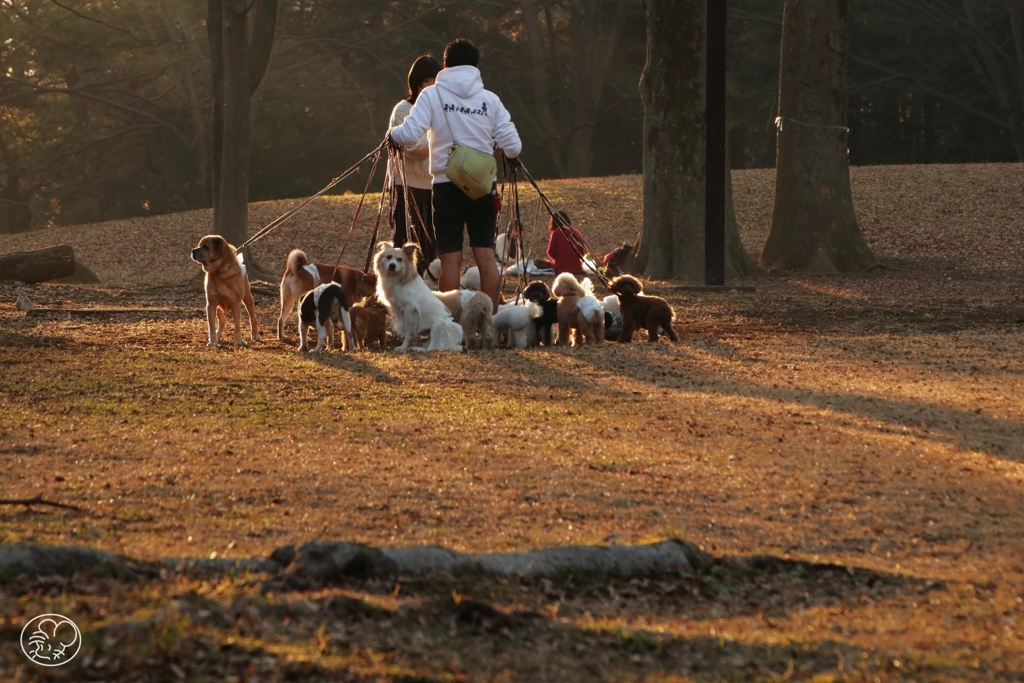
[389, 65, 522, 185]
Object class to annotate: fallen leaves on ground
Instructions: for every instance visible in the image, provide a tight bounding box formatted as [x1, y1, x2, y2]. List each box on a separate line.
[1, 165, 1023, 681]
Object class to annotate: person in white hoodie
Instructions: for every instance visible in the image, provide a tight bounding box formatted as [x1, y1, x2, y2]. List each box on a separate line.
[387, 55, 441, 273]
[387, 38, 522, 313]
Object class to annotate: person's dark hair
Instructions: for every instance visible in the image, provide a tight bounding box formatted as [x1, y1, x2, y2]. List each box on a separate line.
[548, 210, 571, 232]
[443, 38, 480, 68]
[406, 55, 441, 104]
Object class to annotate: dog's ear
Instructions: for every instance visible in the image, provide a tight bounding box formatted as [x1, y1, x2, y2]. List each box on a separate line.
[208, 235, 225, 260]
[402, 243, 421, 268]
[375, 240, 394, 254]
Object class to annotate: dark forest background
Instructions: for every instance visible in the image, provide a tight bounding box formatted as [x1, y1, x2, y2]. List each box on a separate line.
[2, 0, 1022, 232]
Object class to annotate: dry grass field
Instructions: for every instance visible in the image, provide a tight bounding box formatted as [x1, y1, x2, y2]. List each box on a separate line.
[1, 164, 1023, 681]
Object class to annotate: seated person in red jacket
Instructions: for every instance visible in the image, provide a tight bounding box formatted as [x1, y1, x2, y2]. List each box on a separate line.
[543, 210, 589, 275]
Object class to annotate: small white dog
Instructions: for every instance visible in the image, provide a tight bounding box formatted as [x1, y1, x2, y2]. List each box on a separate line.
[421, 258, 441, 288]
[373, 242, 463, 353]
[495, 233, 516, 266]
[460, 266, 481, 291]
[493, 302, 533, 349]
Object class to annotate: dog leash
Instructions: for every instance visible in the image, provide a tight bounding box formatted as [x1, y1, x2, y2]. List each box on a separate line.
[331, 147, 384, 277]
[515, 160, 610, 290]
[361, 179, 391, 279]
[236, 140, 386, 254]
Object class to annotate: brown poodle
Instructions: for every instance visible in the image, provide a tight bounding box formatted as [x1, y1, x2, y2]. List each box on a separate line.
[608, 275, 678, 343]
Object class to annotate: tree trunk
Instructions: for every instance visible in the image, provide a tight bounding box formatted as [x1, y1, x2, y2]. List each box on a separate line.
[1007, 0, 1024, 142]
[207, 0, 278, 277]
[217, 0, 251, 247]
[248, 0, 279, 95]
[0, 140, 33, 234]
[633, 0, 756, 281]
[0, 174, 32, 235]
[760, 0, 876, 273]
[0, 245, 75, 283]
[208, 0, 224, 222]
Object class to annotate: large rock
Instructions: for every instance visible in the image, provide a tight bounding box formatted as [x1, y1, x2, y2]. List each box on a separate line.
[286, 542, 400, 582]
[0, 544, 150, 581]
[284, 539, 710, 583]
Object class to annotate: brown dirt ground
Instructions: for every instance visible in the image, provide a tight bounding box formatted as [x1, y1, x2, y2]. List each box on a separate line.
[1, 164, 1023, 681]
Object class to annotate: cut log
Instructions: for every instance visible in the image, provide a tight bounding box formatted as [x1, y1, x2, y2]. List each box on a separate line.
[0, 244, 77, 284]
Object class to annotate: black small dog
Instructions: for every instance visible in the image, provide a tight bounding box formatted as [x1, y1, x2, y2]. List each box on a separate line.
[523, 280, 559, 346]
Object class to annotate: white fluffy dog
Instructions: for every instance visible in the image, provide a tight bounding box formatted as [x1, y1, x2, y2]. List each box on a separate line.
[421, 258, 441, 288]
[460, 266, 481, 291]
[493, 302, 533, 349]
[373, 242, 463, 353]
[495, 233, 516, 265]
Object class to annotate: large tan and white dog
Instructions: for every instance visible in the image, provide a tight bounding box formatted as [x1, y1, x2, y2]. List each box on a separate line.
[373, 242, 463, 352]
[190, 235, 261, 347]
[277, 249, 376, 340]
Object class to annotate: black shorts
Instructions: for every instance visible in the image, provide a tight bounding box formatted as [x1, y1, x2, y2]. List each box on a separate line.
[432, 181, 497, 254]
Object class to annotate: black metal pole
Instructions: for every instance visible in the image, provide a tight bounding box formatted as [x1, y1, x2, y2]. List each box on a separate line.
[705, 0, 726, 286]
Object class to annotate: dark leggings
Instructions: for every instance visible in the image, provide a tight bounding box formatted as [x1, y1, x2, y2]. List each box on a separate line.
[391, 186, 436, 269]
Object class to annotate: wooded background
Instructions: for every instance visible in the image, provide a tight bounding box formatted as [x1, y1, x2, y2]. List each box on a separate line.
[2, 0, 1022, 234]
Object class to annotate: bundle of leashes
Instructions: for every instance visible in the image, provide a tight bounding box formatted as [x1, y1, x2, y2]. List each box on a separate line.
[233, 136, 604, 295]
[501, 159, 610, 292]
[235, 141, 386, 255]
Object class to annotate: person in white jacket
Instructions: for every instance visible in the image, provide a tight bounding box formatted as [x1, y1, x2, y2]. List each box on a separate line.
[387, 55, 441, 273]
[387, 38, 522, 313]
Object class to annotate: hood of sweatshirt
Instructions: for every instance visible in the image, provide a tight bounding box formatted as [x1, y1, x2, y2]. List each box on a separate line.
[435, 65, 484, 99]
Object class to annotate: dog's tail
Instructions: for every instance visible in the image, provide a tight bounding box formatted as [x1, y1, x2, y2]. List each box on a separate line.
[285, 249, 309, 277]
[552, 272, 586, 298]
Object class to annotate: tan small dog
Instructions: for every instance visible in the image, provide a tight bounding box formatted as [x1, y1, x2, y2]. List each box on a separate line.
[277, 249, 377, 340]
[608, 275, 678, 343]
[459, 290, 495, 349]
[190, 235, 261, 347]
[350, 301, 388, 350]
[433, 289, 466, 322]
[552, 273, 604, 346]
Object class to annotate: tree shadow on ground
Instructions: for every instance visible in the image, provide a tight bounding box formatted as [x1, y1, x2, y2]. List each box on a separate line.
[581, 341, 1024, 463]
[2, 551, 995, 682]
